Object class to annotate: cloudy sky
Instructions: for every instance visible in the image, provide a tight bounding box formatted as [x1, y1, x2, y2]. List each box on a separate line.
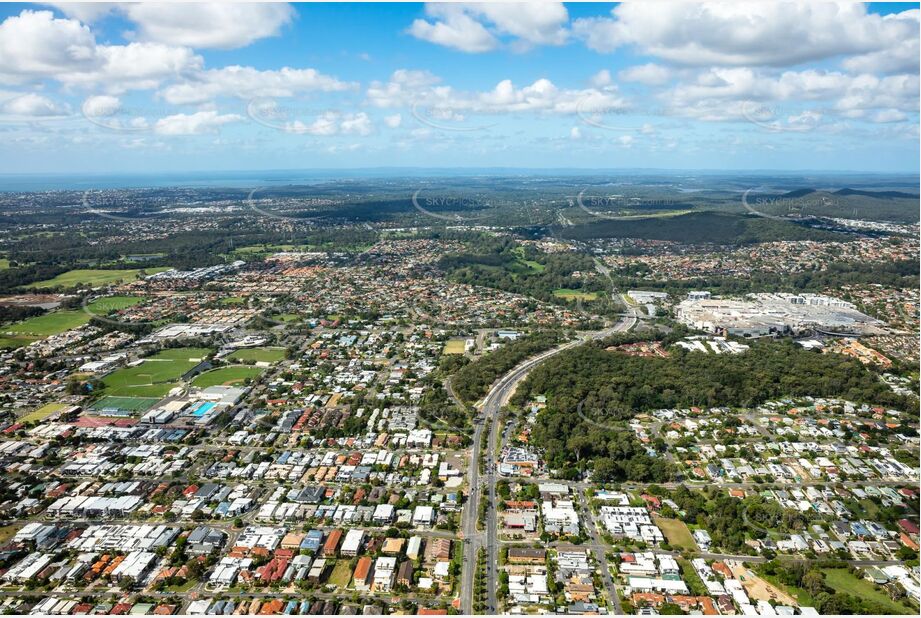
[0, 2, 918, 174]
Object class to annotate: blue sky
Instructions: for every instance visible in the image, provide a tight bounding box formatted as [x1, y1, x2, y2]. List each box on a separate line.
[0, 2, 918, 173]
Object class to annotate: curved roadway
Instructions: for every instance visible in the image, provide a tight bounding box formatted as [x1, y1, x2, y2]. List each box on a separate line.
[460, 304, 638, 614]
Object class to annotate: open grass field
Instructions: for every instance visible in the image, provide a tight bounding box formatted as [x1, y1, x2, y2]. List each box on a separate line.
[220, 296, 246, 305]
[154, 348, 211, 361]
[235, 243, 303, 254]
[87, 295, 144, 313]
[3, 296, 144, 342]
[822, 568, 914, 614]
[0, 258, 10, 270]
[191, 365, 263, 388]
[226, 346, 286, 363]
[5, 309, 90, 336]
[654, 517, 698, 551]
[20, 402, 67, 423]
[510, 246, 546, 273]
[29, 267, 170, 289]
[328, 560, 353, 588]
[0, 334, 38, 349]
[0, 523, 23, 545]
[90, 396, 160, 414]
[443, 339, 467, 355]
[553, 288, 599, 301]
[102, 347, 211, 397]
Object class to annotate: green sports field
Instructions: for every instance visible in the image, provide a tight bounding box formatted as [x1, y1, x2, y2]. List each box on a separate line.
[19, 402, 68, 423]
[89, 396, 160, 415]
[3, 296, 145, 344]
[5, 310, 90, 337]
[102, 347, 212, 397]
[86, 295, 144, 313]
[553, 288, 599, 301]
[443, 340, 467, 355]
[191, 365, 263, 388]
[226, 346, 286, 363]
[29, 267, 171, 289]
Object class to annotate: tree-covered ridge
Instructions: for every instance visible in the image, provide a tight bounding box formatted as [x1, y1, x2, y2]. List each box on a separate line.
[516, 338, 908, 415]
[516, 337, 913, 482]
[555, 212, 844, 244]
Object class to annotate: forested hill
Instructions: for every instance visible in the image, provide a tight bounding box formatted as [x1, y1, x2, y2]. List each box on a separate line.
[514, 338, 912, 481]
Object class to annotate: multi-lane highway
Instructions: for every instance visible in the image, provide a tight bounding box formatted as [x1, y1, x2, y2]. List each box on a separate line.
[460, 301, 638, 614]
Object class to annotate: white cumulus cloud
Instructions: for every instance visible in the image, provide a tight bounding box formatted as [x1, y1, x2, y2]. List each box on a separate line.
[1, 92, 70, 116]
[123, 3, 294, 50]
[573, 3, 918, 70]
[408, 2, 568, 52]
[159, 66, 356, 105]
[154, 110, 242, 135]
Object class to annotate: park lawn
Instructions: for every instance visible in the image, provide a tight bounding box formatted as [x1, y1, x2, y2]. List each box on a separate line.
[102, 347, 211, 397]
[822, 568, 914, 614]
[521, 259, 545, 272]
[553, 288, 599, 301]
[510, 246, 546, 273]
[152, 347, 212, 361]
[2, 296, 136, 340]
[443, 340, 467, 355]
[20, 402, 67, 423]
[5, 309, 90, 336]
[0, 258, 9, 270]
[220, 296, 246, 305]
[87, 295, 144, 313]
[0, 335, 38, 349]
[29, 267, 171, 289]
[328, 560, 353, 588]
[191, 365, 263, 388]
[654, 517, 698, 551]
[275, 313, 301, 323]
[235, 243, 302, 254]
[226, 347, 286, 363]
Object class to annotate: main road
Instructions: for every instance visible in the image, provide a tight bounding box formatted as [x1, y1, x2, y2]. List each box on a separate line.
[459, 301, 638, 614]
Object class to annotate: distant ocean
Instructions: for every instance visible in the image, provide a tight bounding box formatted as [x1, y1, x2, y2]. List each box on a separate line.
[0, 168, 637, 191]
[0, 168, 915, 192]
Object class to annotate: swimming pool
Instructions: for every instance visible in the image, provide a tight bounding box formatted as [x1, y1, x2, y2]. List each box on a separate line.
[189, 401, 217, 417]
